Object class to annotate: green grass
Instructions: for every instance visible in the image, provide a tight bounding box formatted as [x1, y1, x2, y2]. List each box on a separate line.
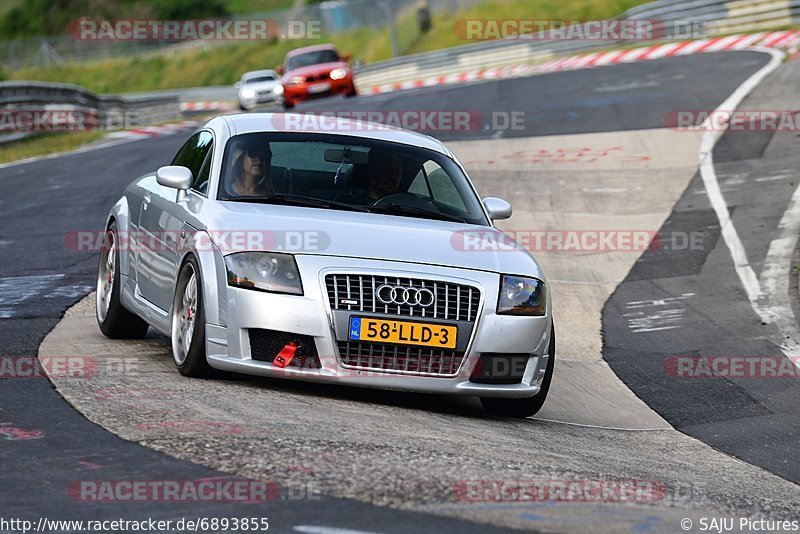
[224, 0, 295, 14]
[0, 131, 107, 164]
[8, 0, 652, 93]
[401, 0, 652, 56]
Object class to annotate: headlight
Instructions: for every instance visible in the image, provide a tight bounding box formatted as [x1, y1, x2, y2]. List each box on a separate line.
[287, 76, 305, 85]
[497, 276, 546, 316]
[329, 68, 348, 80]
[273, 84, 284, 95]
[225, 252, 303, 295]
[240, 88, 255, 99]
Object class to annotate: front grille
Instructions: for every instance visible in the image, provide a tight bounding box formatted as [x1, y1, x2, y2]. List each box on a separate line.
[249, 329, 321, 369]
[305, 72, 329, 82]
[337, 341, 465, 376]
[325, 274, 480, 321]
[469, 353, 530, 384]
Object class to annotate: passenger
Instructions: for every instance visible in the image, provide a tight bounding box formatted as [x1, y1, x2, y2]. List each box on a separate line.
[346, 149, 404, 204]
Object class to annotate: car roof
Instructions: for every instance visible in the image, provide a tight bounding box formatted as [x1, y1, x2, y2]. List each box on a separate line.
[212, 113, 454, 158]
[286, 44, 338, 57]
[242, 69, 278, 79]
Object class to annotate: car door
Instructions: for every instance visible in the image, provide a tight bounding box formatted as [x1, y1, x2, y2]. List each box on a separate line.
[136, 130, 213, 311]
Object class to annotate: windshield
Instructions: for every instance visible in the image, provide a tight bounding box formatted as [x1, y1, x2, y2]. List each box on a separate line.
[244, 75, 276, 84]
[286, 49, 340, 71]
[218, 133, 488, 225]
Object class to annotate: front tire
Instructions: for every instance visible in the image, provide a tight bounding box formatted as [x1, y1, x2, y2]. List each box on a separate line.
[96, 222, 149, 339]
[170, 256, 213, 377]
[480, 322, 555, 417]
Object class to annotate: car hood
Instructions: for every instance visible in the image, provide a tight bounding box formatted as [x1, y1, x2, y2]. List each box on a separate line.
[200, 202, 544, 279]
[240, 81, 278, 92]
[283, 61, 348, 79]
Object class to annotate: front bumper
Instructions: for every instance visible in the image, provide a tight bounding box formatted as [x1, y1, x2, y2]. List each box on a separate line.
[206, 256, 551, 398]
[239, 92, 278, 109]
[283, 77, 354, 102]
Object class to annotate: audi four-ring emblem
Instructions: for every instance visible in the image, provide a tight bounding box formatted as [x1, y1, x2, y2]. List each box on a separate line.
[375, 284, 436, 307]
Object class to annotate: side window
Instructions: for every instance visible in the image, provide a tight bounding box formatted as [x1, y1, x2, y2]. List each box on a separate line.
[408, 170, 431, 197]
[193, 149, 213, 196]
[409, 161, 467, 211]
[171, 131, 213, 190]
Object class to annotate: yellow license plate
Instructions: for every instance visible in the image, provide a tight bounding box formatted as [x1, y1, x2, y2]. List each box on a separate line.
[349, 317, 457, 349]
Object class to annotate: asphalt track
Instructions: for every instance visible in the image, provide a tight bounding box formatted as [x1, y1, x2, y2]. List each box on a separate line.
[2, 50, 799, 531]
[604, 53, 800, 483]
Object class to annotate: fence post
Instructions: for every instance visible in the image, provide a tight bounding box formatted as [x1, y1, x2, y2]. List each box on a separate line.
[381, 0, 400, 57]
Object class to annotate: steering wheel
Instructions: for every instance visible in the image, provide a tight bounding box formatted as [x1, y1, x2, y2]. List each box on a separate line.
[371, 193, 437, 210]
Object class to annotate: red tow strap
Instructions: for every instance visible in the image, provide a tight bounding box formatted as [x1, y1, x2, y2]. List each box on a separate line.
[273, 342, 297, 368]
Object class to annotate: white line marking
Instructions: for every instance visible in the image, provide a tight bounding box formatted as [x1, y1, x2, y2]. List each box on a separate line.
[533, 417, 670, 431]
[755, 174, 791, 182]
[581, 187, 628, 193]
[0, 274, 65, 317]
[698, 48, 800, 364]
[624, 294, 695, 309]
[623, 309, 686, 333]
[0, 122, 196, 171]
[294, 527, 382, 534]
[757, 180, 800, 356]
[0, 138, 135, 170]
[548, 279, 617, 285]
[698, 48, 783, 305]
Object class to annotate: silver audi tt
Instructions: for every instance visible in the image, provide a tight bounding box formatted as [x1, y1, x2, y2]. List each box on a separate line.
[96, 113, 554, 417]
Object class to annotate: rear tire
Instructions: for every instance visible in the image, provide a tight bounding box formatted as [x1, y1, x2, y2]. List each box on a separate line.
[96, 221, 149, 339]
[480, 322, 555, 417]
[170, 256, 213, 377]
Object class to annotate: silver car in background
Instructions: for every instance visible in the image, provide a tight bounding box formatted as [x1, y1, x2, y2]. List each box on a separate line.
[95, 113, 555, 417]
[236, 70, 280, 110]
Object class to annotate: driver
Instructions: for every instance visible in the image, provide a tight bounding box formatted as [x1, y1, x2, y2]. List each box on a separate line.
[228, 138, 274, 197]
[346, 149, 404, 204]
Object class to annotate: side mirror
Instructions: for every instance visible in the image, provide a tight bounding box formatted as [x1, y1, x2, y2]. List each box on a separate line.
[157, 166, 192, 190]
[275, 65, 284, 75]
[234, 81, 241, 89]
[483, 197, 512, 221]
[341, 53, 351, 62]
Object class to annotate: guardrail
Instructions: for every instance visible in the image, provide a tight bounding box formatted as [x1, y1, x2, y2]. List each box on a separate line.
[353, 0, 800, 90]
[2, 0, 799, 128]
[0, 81, 180, 130]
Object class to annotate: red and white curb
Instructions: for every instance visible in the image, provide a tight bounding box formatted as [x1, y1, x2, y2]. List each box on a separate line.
[366, 30, 800, 95]
[180, 101, 236, 112]
[105, 121, 198, 140]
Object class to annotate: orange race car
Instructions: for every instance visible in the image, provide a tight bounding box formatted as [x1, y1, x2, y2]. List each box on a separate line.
[276, 44, 358, 109]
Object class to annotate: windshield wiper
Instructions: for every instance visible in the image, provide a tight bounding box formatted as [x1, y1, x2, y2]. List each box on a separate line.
[227, 194, 370, 213]
[367, 203, 469, 223]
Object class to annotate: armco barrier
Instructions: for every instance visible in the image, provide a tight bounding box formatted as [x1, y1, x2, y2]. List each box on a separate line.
[0, 81, 180, 129]
[3, 0, 799, 119]
[352, 0, 800, 91]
